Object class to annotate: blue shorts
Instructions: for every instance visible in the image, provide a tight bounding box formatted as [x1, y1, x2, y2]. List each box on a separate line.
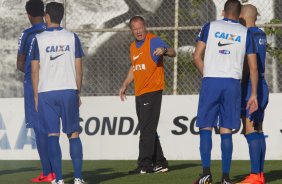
[196, 77, 241, 130]
[38, 89, 80, 134]
[241, 79, 269, 124]
[24, 82, 39, 129]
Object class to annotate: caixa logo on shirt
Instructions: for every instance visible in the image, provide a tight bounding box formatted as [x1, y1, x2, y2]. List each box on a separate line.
[46, 45, 70, 53]
[215, 32, 241, 43]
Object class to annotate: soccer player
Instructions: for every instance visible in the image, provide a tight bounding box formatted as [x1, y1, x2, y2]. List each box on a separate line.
[193, 0, 259, 183]
[17, 0, 55, 182]
[119, 15, 176, 174]
[30, 2, 84, 184]
[238, 4, 268, 184]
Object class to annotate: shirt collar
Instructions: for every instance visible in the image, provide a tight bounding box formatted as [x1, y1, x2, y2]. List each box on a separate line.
[45, 27, 63, 31]
[223, 18, 239, 23]
[249, 26, 258, 30]
[135, 38, 145, 48]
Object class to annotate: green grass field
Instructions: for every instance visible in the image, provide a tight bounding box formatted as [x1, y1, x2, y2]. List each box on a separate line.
[0, 160, 281, 184]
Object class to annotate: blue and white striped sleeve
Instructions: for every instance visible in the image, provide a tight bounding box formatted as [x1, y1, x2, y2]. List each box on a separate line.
[30, 38, 40, 61]
[18, 32, 28, 55]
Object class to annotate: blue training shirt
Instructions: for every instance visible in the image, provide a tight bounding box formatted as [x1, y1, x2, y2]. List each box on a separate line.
[135, 37, 169, 63]
[248, 27, 267, 75]
[18, 22, 46, 83]
[196, 18, 256, 55]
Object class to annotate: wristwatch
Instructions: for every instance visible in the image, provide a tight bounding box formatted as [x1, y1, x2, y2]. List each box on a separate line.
[163, 47, 168, 55]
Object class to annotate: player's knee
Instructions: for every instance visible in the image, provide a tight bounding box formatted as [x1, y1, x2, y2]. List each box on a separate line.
[200, 127, 213, 131]
[67, 131, 79, 139]
[219, 127, 232, 134]
[244, 119, 258, 135]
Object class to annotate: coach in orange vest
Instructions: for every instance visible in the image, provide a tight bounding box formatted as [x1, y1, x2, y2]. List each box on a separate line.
[119, 15, 176, 174]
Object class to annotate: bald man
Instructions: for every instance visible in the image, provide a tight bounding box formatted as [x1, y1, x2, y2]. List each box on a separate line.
[239, 4, 268, 184]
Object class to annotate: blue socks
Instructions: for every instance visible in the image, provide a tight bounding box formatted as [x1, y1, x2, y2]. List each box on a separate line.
[48, 136, 62, 182]
[221, 134, 233, 175]
[199, 131, 234, 177]
[199, 130, 212, 173]
[245, 132, 261, 173]
[69, 137, 83, 179]
[259, 132, 266, 172]
[34, 128, 52, 176]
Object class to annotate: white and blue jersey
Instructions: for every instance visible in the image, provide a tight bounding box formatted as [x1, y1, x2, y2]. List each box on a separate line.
[30, 27, 84, 134]
[30, 27, 84, 93]
[196, 18, 256, 79]
[241, 27, 269, 123]
[196, 18, 256, 129]
[18, 22, 46, 128]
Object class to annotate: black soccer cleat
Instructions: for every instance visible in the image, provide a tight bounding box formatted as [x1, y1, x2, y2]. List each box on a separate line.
[153, 165, 169, 173]
[194, 174, 213, 184]
[221, 178, 234, 184]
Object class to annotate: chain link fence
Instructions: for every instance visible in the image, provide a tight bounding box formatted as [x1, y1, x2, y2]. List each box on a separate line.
[0, 0, 281, 97]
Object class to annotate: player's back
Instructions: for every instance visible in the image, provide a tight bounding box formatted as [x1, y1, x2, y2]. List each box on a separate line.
[18, 23, 46, 83]
[35, 27, 78, 93]
[249, 27, 267, 77]
[204, 19, 248, 79]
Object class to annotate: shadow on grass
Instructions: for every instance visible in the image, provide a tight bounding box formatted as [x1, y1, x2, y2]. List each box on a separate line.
[64, 162, 199, 184]
[169, 162, 199, 172]
[64, 168, 126, 184]
[265, 170, 282, 183]
[0, 167, 38, 176]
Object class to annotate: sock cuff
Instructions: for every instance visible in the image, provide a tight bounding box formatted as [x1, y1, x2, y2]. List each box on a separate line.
[245, 132, 260, 141]
[69, 137, 81, 142]
[220, 133, 232, 139]
[199, 130, 212, 135]
[258, 132, 265, 139]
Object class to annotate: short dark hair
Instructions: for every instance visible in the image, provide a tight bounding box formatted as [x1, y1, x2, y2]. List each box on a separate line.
[25, 0, 44, 17]
[45, 2, 64, 24]
[129, 15, 146, 28]
[224, 0, 241, 17]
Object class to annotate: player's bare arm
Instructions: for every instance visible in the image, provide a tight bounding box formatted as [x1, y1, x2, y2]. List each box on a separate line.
[246, 53, 258, 114]
[31, 60, 39, 111]
[17, 54, 25, 72]
[119, 67, 134, 101]
[153, 47, 176, 57]
[75, 58, 83, 106]
[193, 40, 206, 76]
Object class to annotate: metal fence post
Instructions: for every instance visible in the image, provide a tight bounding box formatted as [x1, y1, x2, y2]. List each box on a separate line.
[173, 0, 179, 95]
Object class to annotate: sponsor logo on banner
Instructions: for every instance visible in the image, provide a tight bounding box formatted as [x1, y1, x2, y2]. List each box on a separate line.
[0, 113, 35, 150]
[0, 115, 251, 150]
[2, 113, 282, 151]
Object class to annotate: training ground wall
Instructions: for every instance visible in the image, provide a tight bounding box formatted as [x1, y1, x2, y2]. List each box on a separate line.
[0, 94, 281, 160]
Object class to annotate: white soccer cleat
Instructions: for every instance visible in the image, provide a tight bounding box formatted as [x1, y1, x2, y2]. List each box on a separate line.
[74, 178, 85, 184]
[51, 179, 64, 184]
